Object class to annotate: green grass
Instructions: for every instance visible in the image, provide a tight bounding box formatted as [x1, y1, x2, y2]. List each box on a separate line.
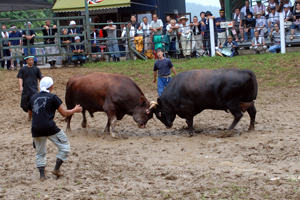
[84, 52, 300, 88]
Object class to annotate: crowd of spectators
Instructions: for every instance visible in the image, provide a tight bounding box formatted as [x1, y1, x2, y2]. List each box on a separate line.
[1, 0, 300, 70]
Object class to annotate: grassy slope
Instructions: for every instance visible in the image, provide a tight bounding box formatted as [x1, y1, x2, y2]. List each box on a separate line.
[85, 52, 300, 88]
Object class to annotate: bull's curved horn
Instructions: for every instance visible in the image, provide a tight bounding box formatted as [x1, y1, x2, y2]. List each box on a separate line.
[149, 101, 158, 109]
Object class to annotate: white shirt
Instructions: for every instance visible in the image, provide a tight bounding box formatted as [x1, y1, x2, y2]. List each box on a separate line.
[150, 19, 163, 35]
[256, 17, 267, 27]
[241, 6, 254, 16]
[269, 12, 279, 23]
[179, 24, 191, 34]
[121, 26, 135, 39]
[254, 4, 266, 13]
[140, 22, 151, 36]
[166, 23, 179, 39]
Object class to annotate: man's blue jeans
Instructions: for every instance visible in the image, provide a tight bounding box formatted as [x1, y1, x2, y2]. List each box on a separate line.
[23, 47, 37, 62]
[71, 55, 87, 64]
[244, 28, 254, 42]
[157, 77, 172, 97]
[268, 44, 281, 53]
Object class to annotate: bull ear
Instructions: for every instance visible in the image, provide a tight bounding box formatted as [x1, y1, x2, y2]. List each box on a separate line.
[140, 96, 147, 105]
[157, 98, 162, 105]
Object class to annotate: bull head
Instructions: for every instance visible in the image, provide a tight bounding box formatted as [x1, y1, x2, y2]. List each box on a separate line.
[146, 101, 158, 114]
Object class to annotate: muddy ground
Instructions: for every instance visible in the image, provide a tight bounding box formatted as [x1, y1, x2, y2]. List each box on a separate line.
[1, 67, 300, 200]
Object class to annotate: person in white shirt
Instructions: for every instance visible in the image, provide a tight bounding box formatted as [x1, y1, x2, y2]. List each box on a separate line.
[241, 0, 255, 16]
[138, 17, 152, 52]
[166, 19, 180, 58]
[254, 0, 266, 16]
[150, 14, 163, 36]
[250, 30, 267, 54]
[189, 16, 205, 57]
[268, 6, 279, 34]
[255, 12, 267, 37]
[121, 21, 136, 60]
[178, 16, 192, 59]
[267, 0, 278, 13]
[1, 24, 11, 70]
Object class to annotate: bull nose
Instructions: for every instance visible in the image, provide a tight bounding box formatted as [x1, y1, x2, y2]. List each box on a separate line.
[166, 123, 173, 129]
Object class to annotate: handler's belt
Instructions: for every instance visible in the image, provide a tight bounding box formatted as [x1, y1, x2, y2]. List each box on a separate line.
[158, 74, 172, 78]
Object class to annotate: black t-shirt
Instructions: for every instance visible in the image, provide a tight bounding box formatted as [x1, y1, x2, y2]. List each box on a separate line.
[153, 58, 173, 76]
[22, 30, 35, 45]
[28, 92, 62, 137]
[17, 65, 43, 95]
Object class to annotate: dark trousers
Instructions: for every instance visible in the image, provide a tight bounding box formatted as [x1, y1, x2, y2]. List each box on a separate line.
[169, 38, 176, 57]
[2, 47, 11, 70]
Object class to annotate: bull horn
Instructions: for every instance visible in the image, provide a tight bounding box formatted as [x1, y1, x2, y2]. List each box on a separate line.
[149, 101, 158, 109]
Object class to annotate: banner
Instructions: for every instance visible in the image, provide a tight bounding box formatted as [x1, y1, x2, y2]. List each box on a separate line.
[87, 0, 103, 4]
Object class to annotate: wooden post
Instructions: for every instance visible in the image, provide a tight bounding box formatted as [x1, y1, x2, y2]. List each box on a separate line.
[84, 0, 92, 62]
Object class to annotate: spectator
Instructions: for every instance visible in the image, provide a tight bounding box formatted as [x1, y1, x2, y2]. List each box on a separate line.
[217, 35, 239, 57]
[68, 20, 81, 43]
[250, 31, 267, 54]
[178, 16, 192, 59]
[139, 17, 152, 52]
[255, 12, 267, 37]
[130, 15, 140, 36]
[41, 20, 57, 69]
[103, 20, 121, 62]
[1, 25, 11, 70]
[121, 21, 136, 60]
[90, 42, 101, 62]
[267, 0, 278, 13]
[291, 0, 300, 12]
[290, 2, 300, 40]
[166, 19, 180, 58]
[60, 28, 71, 67]
[244, 12, 256, 42]
[190, 16, 205, 58]
[200, 11, 206, 21]
[232, 8, 245, 42]
[17, 56, 42, 120]
[200, 11, 216, 55]
[241, 0, 254, 16]
[278, 0, 292, 12]
[150, 14, 163, 36]
[215, 9, 227, 47]
[268, 6, 280, 34]
[163, 15, 171, 35]
[254, 0, 266, 16]
[22, 22, 37, 67]
[9, 25, 23, 70]
[268, 23, 282, 53]
[152, 48, 177, 97]
[71, 36, 86, 66]
[28, 76, 82, 181]
[283, 4, 293, 29]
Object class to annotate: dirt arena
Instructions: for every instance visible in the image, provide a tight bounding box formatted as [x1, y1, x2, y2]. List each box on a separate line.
[1, 67, 300, 199]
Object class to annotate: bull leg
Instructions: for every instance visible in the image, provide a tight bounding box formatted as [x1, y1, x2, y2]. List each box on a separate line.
[66, 115, 73, 132]
[81, 109, 87, 128]
[110, 117, 117, 138]
[247, 105, 256, 130]
[228, 107, 243, 130]
[104, 121, 110, 133]
[186, 118, 194, 137]
[104, 105, 117, 138]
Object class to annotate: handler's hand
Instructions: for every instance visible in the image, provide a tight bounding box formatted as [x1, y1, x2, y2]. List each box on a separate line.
[74, 104, 82, 113]
[20, 86, 23, 93]
[153, 79, 156, 83]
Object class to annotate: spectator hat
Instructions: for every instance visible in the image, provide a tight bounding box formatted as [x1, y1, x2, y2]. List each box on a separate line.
[69, 20, 76, 26]
[11, 25, 16, 29]
[74, 36, 80, 40]
[205, 11, 213, 16]
[24, 22, 31, 26]
[24, 56, 34, 60]
[40, 77, 54, 92]
[270, 6, 276, 10]
[283, 4, 289, 8]
[178, 16, 188, 22]
[255, 12, 262, 16]
[156, 48, 164, 52]
[219, 9, 225, 13]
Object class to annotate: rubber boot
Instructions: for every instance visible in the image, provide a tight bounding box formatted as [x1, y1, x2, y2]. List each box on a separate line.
[49, 61, 53, 69]
[53, 61, 57, 68]
[116, 57, 120, 62]
[13, 61, 17, 70]
[38, 167, 46, 181]
[51, 158, 63, 177]
[34, 61, 37, 67]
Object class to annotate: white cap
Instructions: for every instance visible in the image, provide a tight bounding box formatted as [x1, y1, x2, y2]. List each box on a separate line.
[40, 77, 54, 92]
[284, 4, 289, 8]
[75, 36, 80, 41]
[70, 20, 76, 25]
[24, 22, 31, 26]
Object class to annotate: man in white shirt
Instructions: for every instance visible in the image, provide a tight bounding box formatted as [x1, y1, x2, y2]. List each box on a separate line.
[241, 0, 254, 16]
[1, 24, 11, 70]
[268, 6, 279, 34]
[189, 16, 205, 57]
[166, 19, 180, 58]
[250, 30, 267, 54]
[232, 8, 245, 42]
[150, 14, 163, 36]
[121, 21, 136, 60]
[253, 0, 266, 16]
[178, 16, 192, 59]
[255, 12, 267, 37]
[138, 17, 152, 52]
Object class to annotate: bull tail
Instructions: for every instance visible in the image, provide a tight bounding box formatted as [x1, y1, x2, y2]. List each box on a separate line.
[243, 69, 258, 100]
[239, 101, 254, 113]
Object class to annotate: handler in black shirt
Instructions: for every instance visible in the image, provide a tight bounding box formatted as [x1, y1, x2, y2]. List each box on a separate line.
[28, 76, 82, 181]
[17, 56, 42, 119]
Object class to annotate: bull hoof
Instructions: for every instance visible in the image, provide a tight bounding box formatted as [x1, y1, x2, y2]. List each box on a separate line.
[111, 132, 116, 138]
[104, 127, 110, 134]
[66, 128, 71, 133]
[248, 127, 254, 131]
[188, 133, 193, 137]
[81, 121, 87, 128]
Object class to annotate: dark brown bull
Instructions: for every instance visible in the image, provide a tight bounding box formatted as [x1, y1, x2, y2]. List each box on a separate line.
[65, 73, 155, 137]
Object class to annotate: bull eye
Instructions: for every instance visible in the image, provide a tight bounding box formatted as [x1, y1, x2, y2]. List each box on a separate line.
[159, 112, 162, 117]
[146, 109, 150, 114]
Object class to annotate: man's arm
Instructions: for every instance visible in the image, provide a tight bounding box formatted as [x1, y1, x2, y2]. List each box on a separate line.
[57, 104, 82, 117]
[18, 78, 23, 93]
[153, 71, 157, 83]
[171, 67, 177, 75]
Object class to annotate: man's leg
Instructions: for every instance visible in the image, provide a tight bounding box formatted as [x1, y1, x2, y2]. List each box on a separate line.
[79, 56, 87, 65]
[33, 137, 48, 180]
[30, 47, 38, 63]
[47, 130, 70, 177]
[50, 46, 58, 68]
[113, 43, 121, 60]
[157, 77, 165, 97]
[180, 36, 187, 57]
[249, 46, 257, 54]
[71, 56, 78, 65]
[195, 35, 205, 56]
